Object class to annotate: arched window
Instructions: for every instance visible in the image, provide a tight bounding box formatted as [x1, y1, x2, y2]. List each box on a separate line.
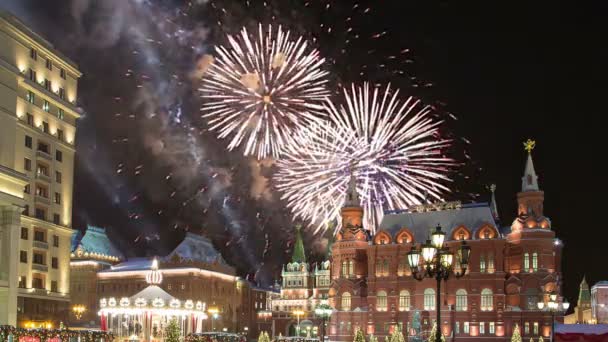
[456, 289, 467, 311]
[488, 254, 495, 273]
[341, 292, 351, 311]
[377, 290, 388, 311]
[424, 288, 435, 310]
[383, 259, 390, 276]
[532, 252, 538, 272]
[480, 254, 486, 273]
[342, 261, 348, 278]
[399, 290, 411, 311]
[398, 258, 409, 276]
[348, 260, 354, 276]
[481, 288, 493, 311]
[523, 252, 530, 271]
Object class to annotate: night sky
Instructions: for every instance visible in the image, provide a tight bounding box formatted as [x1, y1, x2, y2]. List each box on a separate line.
[2, 0, 606, 306]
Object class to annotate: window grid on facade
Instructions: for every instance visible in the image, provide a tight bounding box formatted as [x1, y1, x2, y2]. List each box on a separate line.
[348, 260, 354, 276]
[456, 289, 467, 311]
[341, 292, 351, 311]
[481, 288, 493, 311]
[480, 254, 486, 273]
[533, 322, 539, 335]
[398, 290, 410, 311]
[489, 322, 495, 334]
[424, 288, 435, 310]
[463, 322, 469, 334]
[341, 261, 347, 278]
[524, 322, 530, 334]
[488, 254, 495, 273]
[532, 252, 538, 272]
[479, 322, 485, 334]
[524, 252, 530, 271]
[376, 290, 387, 311]
[455, 322, 460, 334]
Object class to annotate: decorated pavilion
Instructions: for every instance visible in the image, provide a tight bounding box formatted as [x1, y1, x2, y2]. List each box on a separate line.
[98, 259, 207, 341]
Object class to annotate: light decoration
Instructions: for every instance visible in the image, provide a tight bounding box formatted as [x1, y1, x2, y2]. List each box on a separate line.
[100, 298, 107, 308]
[119, 297, 130, 307]
[145, 258, 163, 285]
[108, 298, 117, 307]
[196, 301, 204, 311]
[152, 298, 165, 308]
[135, 298, 147, 307]
[185, 300, 194, 309]
[170, 299, 181, 309]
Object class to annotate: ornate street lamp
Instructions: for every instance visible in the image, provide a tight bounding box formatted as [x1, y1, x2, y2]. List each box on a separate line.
[537, 291, 569, 342]
[72, 304, 86, 320]
[292, 309, 305, 337]
[407, 224, 471, 342]
[208, 306, 220, 331]
[314, 304, 333, 342]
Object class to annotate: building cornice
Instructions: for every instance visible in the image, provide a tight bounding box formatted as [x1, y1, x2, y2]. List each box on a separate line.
[21, 214, 73, 234]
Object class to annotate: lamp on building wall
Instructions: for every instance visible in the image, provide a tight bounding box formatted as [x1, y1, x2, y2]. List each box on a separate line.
[208, 306, 220, 331]
[407, 224, 471, 342]
[537, 291, 569, 342]
[292, 309, 305, 337]
[72, 304, 86, 320]
[315, 304, 333, 342]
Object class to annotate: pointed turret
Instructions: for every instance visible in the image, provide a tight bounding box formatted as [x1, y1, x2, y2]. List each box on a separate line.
[578, 276, 591, 309]
[522, 139, 540, 191]
[291, 225, 306, 263]
[489, 184, 500, 222]
[344, 171, 360, 207]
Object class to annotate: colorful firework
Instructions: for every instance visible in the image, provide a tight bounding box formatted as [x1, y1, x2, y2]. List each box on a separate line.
[275, 83, 454, 234]
[200, 24, 330, 159]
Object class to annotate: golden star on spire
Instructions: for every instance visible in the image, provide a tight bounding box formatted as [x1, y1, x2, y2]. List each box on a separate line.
[523, 139, 536, 153]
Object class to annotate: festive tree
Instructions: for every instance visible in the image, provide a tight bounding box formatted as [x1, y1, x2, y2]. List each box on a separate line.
[385, 336, 390, 342]
[369, 334, 378, 342]
[165, 319, 181, 342]
[390, 328, 407, 342]
[426, 323, 445, 342]
[529, 339, 534, 342]
[264, 331, 271, 342]
[354, 328, 366, 342]
[259, 331, 271, 342]
[538, 337, 544, 342]
[511, 324, 522, 342]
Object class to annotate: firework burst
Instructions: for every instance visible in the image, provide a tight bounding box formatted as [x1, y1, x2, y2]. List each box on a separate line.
[276, 83, 454, 234]
[200, 24, 330, 159]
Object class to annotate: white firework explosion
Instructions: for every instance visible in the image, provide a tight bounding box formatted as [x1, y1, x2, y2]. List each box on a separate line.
[276, 83, 454, 234]
[200, 24, 330, 159]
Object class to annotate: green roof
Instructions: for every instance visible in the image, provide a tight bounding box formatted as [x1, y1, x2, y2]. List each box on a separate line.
[291, 226, 306, 263]
[579, 276, 591, 304]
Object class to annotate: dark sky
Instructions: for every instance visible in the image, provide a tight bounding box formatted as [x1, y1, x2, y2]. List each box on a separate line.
[2, 0, 607, 305]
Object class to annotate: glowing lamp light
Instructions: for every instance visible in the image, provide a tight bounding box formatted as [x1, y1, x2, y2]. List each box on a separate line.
[550, 293, 558, 302]
[185, 300, 194, 309]
[196, 301, 204, 310]
[421, 240, 437, 263]
[431, 225, 445, 249]
[135, 298, 147, 307]
[537, 302, 545, 310]
[440, 252, 454, 268]
[407, 249, 420, 269]
[152, 298, 165, 308]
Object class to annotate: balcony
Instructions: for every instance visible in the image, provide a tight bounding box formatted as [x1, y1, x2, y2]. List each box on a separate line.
[36, 172, 51, 183]
[32, 263, 48, 272]
[33, 240, 48, 249]
[36, 150, 52, 160]
[35, 194, 50, 205]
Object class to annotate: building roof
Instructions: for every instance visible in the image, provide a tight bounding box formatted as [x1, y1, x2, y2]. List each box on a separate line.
[379, 202, 497, 241]
[522, 148, 540, 192]
[130, 285, 176, 302]
[106, 258, 154, 272]
[592, 281, 608, 288]
[165, 233, 227, 265]
[579, 276, 591, 304]
[72, 225, 125, 260]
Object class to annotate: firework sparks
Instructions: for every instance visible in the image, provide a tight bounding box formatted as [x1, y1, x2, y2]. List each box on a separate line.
[276, 83, 454, 234]
[200, 24, 330, 159]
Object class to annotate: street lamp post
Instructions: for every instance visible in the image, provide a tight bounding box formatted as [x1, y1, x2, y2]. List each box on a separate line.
[208, 306, 220, 332]
[72, 304, 86, 320]
[315, 304, 333, 342]
[537, 291, 569, 342]
[407, 225, 471, 342]
[292, 310, 305, 337]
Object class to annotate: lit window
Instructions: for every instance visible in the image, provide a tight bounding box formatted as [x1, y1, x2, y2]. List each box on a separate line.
[424, 288, 435, 310]
[532, 252, 538, 272]
[455, 322, 460, 334]
[341, 292, 351, 311]
[524, 322, 530, 335]
[524, 252, 530, 271]
[349, 260, 354, 276]
[533, 322, 539, 335]
[489, 322, 495, 334]
[376, 291, 387, 311]
[463, 322, 469, 334]
[398, 290, 410, 311]
[481, 288, 493, 311]
[480, 254, 486, 273]
[479, 322, 485, 334]
[488, 254, 495, 273]
[26, 91, 35, 104]
[43, 100, 50, 112]
[456, 289, 467, 311]
[57, 108, 65, 120]
[341, 261, 348, 278]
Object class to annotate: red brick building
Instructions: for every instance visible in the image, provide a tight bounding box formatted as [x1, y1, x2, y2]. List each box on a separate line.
[328, 145, 565, 341]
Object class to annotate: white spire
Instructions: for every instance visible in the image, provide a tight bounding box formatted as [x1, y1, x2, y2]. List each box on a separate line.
[521, 139, 539, 192]
[344, 168, 360, 207]
[489, 184, 499, 221]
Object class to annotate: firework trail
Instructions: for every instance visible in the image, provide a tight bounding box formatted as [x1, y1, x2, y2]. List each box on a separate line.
[276, 83, 454, 234]
[200, 24, 330, 159]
